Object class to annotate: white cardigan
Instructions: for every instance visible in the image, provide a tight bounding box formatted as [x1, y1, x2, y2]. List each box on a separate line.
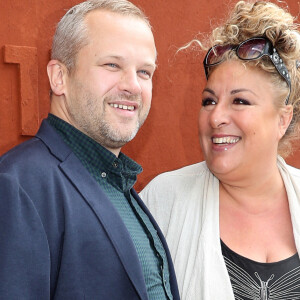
[140, 157, 300, 300]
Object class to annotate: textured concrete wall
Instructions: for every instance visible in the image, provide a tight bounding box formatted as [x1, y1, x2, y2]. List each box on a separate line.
[1, 0, 299, 191]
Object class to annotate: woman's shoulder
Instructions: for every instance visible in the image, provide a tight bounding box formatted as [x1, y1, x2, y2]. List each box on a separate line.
[144, 161, 208, 188]
[278, 156, 300, 178]
[285, 163, 300, 178]
[140, 161, 211, 236]
[140, 161, 210, 209]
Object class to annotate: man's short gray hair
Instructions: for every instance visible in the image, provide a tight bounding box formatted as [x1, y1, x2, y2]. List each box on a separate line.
[51, 0, 150, 72]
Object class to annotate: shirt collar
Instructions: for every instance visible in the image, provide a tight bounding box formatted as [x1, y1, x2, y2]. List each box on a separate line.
[47, 114, 142, 191]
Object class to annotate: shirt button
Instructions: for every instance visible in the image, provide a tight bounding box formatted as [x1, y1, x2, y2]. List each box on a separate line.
[113, 162, 118, 168]
[101, 172, 107, 178]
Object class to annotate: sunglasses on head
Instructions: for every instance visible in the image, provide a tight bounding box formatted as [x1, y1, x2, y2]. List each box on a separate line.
[203, 37, 291, 104]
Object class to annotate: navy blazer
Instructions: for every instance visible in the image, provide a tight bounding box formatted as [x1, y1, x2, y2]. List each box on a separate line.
[0, 120, 180, 300]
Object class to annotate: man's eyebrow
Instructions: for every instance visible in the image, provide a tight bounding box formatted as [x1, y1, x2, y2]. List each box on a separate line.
[142, 62, 157, 70]
[96, 55, 156, 69]
[95, 55, 123, 62]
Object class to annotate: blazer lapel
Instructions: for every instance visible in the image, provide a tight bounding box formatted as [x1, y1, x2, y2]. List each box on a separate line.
[60, 153, 148, 300]
[37, 121, 148, 300]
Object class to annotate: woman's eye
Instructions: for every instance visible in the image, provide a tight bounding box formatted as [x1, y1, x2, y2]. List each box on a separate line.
[202, 98, 217, 106]
[233, 98, 250, 105]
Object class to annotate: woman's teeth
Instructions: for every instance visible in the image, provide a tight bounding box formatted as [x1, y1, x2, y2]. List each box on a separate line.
[212, 137, 240, 144]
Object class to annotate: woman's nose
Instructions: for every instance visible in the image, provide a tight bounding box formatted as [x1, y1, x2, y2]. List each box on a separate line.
[209, 103, 230, 128]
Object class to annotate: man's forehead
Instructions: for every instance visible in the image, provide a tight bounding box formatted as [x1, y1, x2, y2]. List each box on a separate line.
[81, 10, 156, 59]
[85, 9, 151, 31]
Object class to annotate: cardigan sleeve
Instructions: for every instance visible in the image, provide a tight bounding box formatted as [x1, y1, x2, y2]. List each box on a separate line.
[0, 174, 50, 299]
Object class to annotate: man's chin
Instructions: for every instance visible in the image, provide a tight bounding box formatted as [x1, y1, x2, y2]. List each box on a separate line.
[101, 130, 139, 148]
[108, 135, 137, 148]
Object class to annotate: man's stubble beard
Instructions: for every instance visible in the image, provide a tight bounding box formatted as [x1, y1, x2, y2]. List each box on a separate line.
[66, 85, 150, 150]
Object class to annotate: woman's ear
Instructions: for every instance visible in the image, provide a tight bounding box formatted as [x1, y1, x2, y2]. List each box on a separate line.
[47, 60, 67, 96]
[278, 104, 293, 139]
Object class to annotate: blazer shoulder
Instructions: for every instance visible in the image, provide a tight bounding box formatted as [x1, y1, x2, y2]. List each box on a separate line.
[0, 137, 58, 173]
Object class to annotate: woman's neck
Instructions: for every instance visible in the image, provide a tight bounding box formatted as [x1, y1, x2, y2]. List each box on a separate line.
[219, 164, 286, 214]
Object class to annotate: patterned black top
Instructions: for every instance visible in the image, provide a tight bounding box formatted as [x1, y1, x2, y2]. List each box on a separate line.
[221, 240, 300, 300]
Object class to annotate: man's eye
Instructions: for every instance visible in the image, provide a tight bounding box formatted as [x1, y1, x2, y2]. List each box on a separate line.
[138, 70, 151, 78]
[105, 63, 118, 68]
[233, 98, 250, 105]
[202, 98, 216, 106]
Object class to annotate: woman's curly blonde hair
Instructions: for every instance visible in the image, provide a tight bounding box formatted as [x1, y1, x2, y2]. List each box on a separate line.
[187, 1, 300, 157]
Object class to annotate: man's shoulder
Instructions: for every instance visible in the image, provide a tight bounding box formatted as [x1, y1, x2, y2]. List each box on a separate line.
[0, 136, 55, 172]
[0, 120, 72, 174]
[0, 128, 70, 189]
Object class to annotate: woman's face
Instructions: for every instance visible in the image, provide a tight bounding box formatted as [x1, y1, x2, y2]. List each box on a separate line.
[199, 60, 289, 181]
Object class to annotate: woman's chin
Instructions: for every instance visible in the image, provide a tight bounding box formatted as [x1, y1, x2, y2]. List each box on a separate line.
[205, 156, 240, 179]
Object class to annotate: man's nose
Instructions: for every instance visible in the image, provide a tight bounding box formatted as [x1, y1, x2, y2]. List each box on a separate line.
[119, 70, 142, 95]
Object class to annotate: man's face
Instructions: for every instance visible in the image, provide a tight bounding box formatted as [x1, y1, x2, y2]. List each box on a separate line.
[64, 10, 156, 155]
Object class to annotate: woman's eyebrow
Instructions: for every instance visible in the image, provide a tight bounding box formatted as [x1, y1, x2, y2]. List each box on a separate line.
[203, 88, 215, 95]
[231, 88, 258, 97]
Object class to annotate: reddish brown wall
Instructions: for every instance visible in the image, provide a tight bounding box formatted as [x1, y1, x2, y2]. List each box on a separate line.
[1, 0, 299, 191]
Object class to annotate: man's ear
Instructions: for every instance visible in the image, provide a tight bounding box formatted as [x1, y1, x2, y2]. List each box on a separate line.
[47, 60, 68, 96]
[278, 105, 293, 139]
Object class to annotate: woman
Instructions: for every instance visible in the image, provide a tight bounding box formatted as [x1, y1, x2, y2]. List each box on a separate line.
[140, 1, 300, 299]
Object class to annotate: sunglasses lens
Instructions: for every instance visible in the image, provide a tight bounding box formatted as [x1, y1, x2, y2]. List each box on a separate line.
[206, 45, 232, 65]
[238, 39, 266, 59]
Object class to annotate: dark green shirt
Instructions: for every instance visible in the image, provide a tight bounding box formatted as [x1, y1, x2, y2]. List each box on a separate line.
[48, 114, 173, 300]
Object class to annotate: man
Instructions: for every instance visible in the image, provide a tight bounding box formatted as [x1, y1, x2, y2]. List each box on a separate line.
[0, 1, 179, 299]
